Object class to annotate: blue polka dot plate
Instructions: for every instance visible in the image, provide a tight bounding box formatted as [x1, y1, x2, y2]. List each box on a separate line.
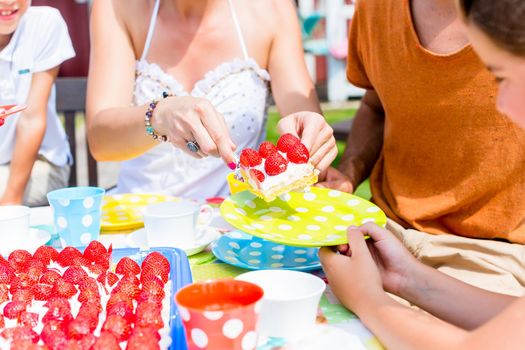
[211, 230, 321, 271]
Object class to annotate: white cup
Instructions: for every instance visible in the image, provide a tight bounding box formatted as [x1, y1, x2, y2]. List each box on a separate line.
[143, 201, 214, 248]
[236, 270, 326, 339]
[0, 205, 31, 255]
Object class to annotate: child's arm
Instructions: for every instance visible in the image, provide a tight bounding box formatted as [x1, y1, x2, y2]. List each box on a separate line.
[0, 67, 59, 205]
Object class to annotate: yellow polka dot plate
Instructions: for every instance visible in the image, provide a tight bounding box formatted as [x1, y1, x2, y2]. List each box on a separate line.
[101, 193, 180, 232]
[220, 187, 386, 247]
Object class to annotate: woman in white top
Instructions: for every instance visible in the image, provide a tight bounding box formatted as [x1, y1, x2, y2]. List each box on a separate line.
[0, 3, 75, 206]
[87, 0, 337, 198]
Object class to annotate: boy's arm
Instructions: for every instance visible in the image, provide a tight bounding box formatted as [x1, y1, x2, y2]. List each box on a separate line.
[0, 67, 58, 205]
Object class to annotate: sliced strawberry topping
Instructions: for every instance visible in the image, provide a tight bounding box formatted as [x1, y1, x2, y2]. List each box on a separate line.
[127, 331, 161, 350]
[135, 302, 164, 330]
[287, 142, 310, 164]
[10, 274, 32, 294]
[18, 312, 38, 328]
[277, 133, 301, 153]
[107, 271, 119, 287]
[3, 301, 28, 319]
[32, 283, 53, 301]
[67, 317, 92, 340]
[240, 148, 262, 168]
[84, 241, 111, 269]
[0, 283, 8, 304]
[40, 269, 62, 285]
[264, 152, 288, 176]
[52, 278, 77, 299]
[43, 297, 73, 324]
[8, 250, 32, 273]
[107, 292, 134, 312]
[26, 259, 45, 283]
[63, 266, 88, 285]
[258, 141, 278, 158]
[78, 333, 96, 349]
[249, 169, 265, 183]
[40, 320, 66, 345]
[103, 314, 132, 342]
[115, 257, 141, 276]
[112, 280, 140, 300]
[12, 288, 33, 303]
[141, 252, 170, 284]
[77, 286, 101, 304]
[33, 246, 59, 266]
[0, 314, 4, 329]
[107, 301, 135, 323]
[0, 264, 14, 284]
[0, 326, 39, 344]
[91, 332, 120, 350]
[57, 247, 83, 268]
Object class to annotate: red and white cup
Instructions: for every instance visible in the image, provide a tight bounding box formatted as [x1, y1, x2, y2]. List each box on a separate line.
[175, 279, 264, 350]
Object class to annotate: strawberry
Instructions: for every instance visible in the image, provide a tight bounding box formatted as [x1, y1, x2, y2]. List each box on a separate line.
[84, 241, 111, 269]
[40, 320, 66, 345]
[139, 276, 165, 304]
[26, 259, 45, 283]
[78, 276, 98, 291]
[63, 266, 88, 285]
[240, 148, 262, 168]
[10, 273, 32, 294]
[0, 264, 14, 284]
[0, 326, 39, 344]
[8, 250, 32, 272]
[115, 257, 141, 276]
[135, 301, 164, 330]
[0, 255, 8, 267]
[18, 312, 39, 328]
[11, 340, 49, 350]
[141, 253, 170, 284]
[121, 273, 141, 286]
[88, 263, 106, 277]
[78, 334, 96, 349]
[107, 292, 133, 312]
[78, 286, 101, 304]
[130, 326, 161, 341]
[33, 246, 59, 266]
[107, 301, 135, 323]
[43, 297, 73, 324]
[0, 314, 4, 328]
[258, 141, 278, 158]
[40, 269, 62, 285]
[277, 133, 300, 153]
[107, 272, 119, 287]
[112, 280, 140, 300]
[103, 314, 132, 342]
[67, 318, 92, 340]
[57, 247, 83, 268]
[127, 332, 161, 350]
[78, 301, 101, 320]
[287, 142, 310, 164]
[264, 151, 288, 176]
[249, 169, 265, 183]
[0, 284, 8, 304]
[12, 288, 33, 303]
[91, 332, 120, 350]
[52, 278, 77, 299]
[32, 284, 53, 301]
[3, 301, 28, 319]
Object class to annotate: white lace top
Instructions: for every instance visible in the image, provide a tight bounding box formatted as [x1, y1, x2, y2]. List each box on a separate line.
[116, 0, 270, 199]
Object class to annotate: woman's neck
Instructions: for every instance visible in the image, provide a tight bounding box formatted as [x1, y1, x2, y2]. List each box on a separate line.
[168, 0, 211, 19]
[0, 34, 12, 51]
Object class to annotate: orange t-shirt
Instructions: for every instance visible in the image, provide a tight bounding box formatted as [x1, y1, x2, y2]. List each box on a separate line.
[347, 0, 525, 243]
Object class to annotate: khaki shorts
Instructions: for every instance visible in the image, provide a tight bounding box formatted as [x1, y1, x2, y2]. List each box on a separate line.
[0, 156, 70, 207]
[387, 219, 525, 297]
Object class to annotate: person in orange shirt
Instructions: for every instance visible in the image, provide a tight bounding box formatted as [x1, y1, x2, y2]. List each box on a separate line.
[320, 2, 525, 347]
[319, 0, 525, 294]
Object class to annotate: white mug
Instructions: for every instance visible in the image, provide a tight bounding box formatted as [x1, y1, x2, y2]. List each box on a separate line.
[0, 205, 31, 255]
[236, 270, 326, 339]
[143, 201, 214, 248]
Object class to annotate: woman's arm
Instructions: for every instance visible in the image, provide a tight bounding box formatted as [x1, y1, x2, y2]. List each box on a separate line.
[268, 0, 337, 172]
[0, 67, 57, 205]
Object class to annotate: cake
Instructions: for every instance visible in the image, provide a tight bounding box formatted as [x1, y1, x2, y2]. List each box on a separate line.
[238, 134, 319, 202]
[0, 241, 172, 349]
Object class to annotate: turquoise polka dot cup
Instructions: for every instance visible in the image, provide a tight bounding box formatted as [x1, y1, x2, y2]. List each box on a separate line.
[47, 187, 105, 247]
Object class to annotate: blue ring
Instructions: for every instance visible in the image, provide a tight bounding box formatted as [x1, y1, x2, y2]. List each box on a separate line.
[186, 140, 200, 153]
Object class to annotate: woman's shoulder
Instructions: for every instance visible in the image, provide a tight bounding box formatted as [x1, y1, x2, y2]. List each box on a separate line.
[238, 0, 298, 35]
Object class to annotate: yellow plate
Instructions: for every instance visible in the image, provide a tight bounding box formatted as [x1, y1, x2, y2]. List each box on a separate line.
[220, 187, 386, 247]
[101, 193, 180, 232]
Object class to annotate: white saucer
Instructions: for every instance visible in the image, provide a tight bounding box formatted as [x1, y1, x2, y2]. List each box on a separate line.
[0, 228, 51, 256]
[126, 226, 220, 256]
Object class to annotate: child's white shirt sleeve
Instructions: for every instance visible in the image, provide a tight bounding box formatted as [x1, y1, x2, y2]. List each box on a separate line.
[31, 7, 76, 73]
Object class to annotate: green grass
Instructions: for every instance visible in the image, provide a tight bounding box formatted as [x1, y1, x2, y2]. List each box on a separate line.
[265, 109, 371, 200]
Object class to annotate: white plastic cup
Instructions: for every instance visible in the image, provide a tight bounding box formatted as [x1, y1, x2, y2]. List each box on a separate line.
[236, 270, 326, 339]
[143, 201, 214, 248]
[0, 205, 31, 255]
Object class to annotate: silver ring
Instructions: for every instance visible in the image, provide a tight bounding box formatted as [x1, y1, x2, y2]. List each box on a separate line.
[186, 140, 200, 153]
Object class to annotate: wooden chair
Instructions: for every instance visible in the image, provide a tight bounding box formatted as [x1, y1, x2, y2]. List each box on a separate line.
[55, 77, 98, 187]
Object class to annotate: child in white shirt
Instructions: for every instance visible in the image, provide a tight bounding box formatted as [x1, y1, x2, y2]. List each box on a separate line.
[0, 2, 75, 206]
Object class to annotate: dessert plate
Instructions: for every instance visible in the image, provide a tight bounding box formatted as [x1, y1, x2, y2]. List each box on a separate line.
[211, 230, 321, 271]
[220, 187, 387, 247]
[126, 226, 220, 256]
[101, 193, 180, 231]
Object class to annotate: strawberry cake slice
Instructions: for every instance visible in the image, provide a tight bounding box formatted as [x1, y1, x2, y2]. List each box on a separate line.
[238, 134, 319, 202]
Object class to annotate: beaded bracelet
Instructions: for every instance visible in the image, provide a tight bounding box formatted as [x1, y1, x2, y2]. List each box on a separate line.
[144, 91, 173, 142]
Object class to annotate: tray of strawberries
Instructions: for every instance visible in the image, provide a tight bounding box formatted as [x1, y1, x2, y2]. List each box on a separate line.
[0, 241, 192, 349]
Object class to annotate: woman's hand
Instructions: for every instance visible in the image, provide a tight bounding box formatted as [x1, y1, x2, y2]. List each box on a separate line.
[278, 112, 337, 174]
[153, 96, 237, 165]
